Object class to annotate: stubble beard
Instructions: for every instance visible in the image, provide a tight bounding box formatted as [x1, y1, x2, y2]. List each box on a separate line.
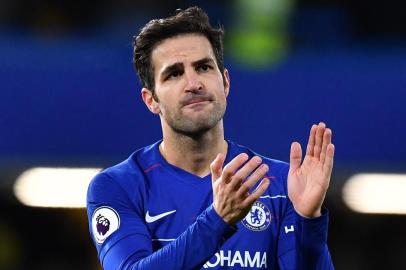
[163, 100, 226, 138]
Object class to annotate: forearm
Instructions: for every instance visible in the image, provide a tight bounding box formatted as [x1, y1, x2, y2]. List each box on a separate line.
[296, 209, 334, 270]
[113, 205, 235, 270]
[278, 201, 334, 270]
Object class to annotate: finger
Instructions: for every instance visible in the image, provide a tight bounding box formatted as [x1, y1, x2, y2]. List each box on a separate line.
[314, 122, 326, 159]
[323, 144, 335, 175]
[210, 153, 225, 182]
[222, 153, 249, 183]
[236, 163, 269, 197]
[320, 128, 332, 164]
[229, 156, 263, 190]
[289, 142, 302, 172]
[306, 124, 317, 156]
[242, 178, 270, 208]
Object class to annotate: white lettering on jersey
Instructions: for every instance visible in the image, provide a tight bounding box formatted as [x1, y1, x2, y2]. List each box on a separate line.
[284, 225, 295, 234]
[260, 252, 267, 267]
[221, 250, 232, 266]
[231, 251, 243, 266]
[203, 250, 267, 268]
[245, 251, 262, 267]
[204, 253, 220, 268]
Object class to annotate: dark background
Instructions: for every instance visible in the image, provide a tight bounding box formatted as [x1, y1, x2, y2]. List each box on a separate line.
[1, 0, 405, 269]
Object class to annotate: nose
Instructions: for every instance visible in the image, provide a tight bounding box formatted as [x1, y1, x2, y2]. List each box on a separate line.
[184, 69, 203, 93]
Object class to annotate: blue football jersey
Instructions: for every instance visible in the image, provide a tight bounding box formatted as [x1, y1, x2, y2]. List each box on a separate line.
[87, 140, 334, 269]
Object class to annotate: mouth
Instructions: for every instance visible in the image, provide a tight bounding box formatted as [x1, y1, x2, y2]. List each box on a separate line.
[183, 97, 212, 107]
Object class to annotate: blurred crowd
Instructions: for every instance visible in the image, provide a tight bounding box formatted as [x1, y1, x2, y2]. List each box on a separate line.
[0, 0, 404, 39]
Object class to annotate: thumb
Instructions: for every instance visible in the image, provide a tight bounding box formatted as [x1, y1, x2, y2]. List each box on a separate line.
[210, 153, 225, 182]
[290, 142, 302, 172]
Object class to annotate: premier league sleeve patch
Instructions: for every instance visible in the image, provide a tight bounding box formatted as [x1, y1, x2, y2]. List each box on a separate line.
[91, 206, 120, 244]
[241, 201, 271, 231]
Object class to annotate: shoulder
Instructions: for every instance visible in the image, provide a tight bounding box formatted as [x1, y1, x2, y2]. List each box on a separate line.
[87, 141, 162, 201]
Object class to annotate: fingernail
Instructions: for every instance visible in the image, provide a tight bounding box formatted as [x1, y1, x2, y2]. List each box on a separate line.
[240, 153, 249, 160]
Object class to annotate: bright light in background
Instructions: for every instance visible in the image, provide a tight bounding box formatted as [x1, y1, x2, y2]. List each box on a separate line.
[14, 167, 102, 208]
[343, 173, 406, 214]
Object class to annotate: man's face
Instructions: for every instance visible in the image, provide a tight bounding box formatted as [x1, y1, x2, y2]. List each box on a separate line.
[145, 34, 229, 136]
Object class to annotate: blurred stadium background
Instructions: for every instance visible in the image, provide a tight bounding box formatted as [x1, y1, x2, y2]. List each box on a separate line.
[1, 0, 406, 269]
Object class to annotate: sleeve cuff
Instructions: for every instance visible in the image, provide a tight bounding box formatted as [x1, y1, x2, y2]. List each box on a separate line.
[294, 207, 329, 244]
[202, 204, 237, 240]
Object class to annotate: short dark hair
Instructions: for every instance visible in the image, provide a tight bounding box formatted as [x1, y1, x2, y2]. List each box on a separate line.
[133, 6, 225, 95]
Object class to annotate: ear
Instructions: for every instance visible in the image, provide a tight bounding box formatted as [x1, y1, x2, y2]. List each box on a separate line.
[223, 69, 230, 97]
[141, 88, 160, 114]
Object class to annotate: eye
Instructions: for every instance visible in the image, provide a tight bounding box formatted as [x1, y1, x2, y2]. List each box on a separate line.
[165, 70, 183, 80]
[197, 64, 213, 72]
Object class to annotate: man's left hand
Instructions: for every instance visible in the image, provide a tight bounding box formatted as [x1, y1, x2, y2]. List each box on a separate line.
[287, 122, 335, 218]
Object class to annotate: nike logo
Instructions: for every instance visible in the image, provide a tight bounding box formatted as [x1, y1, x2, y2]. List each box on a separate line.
[145, 210, 176, 223]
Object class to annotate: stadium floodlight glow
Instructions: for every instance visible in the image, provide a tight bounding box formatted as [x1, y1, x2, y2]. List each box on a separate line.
[14, 167, 102, 208]
[343, 173, 406, 214]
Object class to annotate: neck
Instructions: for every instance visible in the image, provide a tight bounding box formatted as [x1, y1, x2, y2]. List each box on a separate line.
[159, 121, 228, 177]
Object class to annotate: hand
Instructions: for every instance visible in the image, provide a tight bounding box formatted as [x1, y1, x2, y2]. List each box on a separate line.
[288, 122, 335, 218]
[210, 153, 270, 226]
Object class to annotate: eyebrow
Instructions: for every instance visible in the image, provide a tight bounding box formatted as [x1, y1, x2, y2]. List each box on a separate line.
[191, 57, 215, 68]
[159, 57, 216, 80]
[160, 62, 184, 80]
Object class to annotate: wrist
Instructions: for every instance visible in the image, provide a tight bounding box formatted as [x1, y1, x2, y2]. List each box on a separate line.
[213, 202, 236, 226]
[294, 207, 322, 219]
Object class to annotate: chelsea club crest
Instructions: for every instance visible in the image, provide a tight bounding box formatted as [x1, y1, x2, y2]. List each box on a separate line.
[242, 201, 271, 231]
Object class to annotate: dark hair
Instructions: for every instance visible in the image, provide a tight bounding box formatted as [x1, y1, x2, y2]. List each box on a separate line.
[133, 6, 225, 95]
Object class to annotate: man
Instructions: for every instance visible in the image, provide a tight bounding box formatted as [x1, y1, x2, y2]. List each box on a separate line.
[87, 6, 335, 270]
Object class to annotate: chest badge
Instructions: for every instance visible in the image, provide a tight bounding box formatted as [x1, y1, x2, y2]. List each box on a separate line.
[241, 201, 271, 231]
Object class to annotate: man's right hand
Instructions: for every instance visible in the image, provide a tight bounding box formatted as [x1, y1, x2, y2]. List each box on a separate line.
[210, 153, 270, 226]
